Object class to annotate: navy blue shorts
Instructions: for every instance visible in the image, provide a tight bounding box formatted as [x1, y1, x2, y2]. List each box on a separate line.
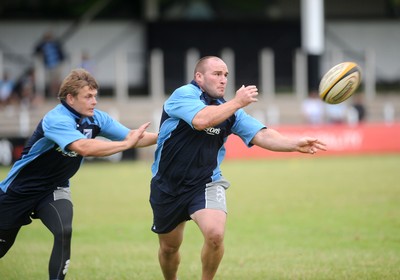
[0, 187, 71, 229]
[150, 179, 230, 234]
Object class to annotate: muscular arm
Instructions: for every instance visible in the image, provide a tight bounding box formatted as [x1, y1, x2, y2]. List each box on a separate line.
[251, 128, 327, 154]
[68, 138, 132, 157]
[68, 122, 154, 157]
[192, 99, 242, 130]
[135, 131, 158, 147]
[192, 85, 258, 131]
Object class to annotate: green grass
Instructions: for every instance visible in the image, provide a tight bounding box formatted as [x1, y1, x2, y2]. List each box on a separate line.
[0, 154, 399, 279]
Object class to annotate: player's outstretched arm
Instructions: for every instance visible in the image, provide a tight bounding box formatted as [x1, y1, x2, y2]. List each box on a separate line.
[251, 128, 327, 154]
[134, 131, 158, 147]
[68, 122, 153, 157]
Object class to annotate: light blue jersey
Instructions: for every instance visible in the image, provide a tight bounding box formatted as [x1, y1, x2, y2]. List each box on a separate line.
[0, 101, 129, 195]
[151, 81, 265, 196]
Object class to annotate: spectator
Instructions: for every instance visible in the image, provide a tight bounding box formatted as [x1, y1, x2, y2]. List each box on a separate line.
[301, 91, 324, 125]
[351, 94, 367, 123]
[79, 50, 96, 74]
[325, 102, 347, 124]
[0, 71, 15, 108]
[13, 68, 43, 108]
[33, 31, 66, 97]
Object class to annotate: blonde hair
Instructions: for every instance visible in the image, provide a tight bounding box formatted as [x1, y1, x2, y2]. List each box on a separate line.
[58, 68, 99, 100]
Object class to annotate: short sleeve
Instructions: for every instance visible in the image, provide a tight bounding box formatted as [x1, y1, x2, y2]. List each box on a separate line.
[95, 110, 130, 141]
[164, 85, 206, 128]
[232, 109, 266, 146]
[42, 115, 86, 152]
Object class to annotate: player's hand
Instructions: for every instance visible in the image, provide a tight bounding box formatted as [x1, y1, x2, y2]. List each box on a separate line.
[234, 85, 258, 107]
[125, 122, 151, 148]
[297, 137, 327, 154]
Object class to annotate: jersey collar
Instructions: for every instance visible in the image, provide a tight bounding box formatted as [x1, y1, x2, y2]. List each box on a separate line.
[191, 80, 224, 105]
[61, 99, 82, 120]
[190, 80, 200, 89]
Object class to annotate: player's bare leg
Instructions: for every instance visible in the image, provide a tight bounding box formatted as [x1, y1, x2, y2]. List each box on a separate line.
[158, 222, 186, 280]
[191, 209, 226, 280]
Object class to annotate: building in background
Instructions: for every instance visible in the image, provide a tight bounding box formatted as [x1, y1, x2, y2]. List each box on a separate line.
[0, 0, 399, 97]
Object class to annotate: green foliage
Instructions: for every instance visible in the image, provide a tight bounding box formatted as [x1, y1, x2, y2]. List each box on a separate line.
[0, 155, 399, 279]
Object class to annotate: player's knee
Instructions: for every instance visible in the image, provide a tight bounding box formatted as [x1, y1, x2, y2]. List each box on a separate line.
[64, 224, 73, 239]
[160, 241, 180, 256]
[204, 228, 224, 248]
[53, 223, 72, 240]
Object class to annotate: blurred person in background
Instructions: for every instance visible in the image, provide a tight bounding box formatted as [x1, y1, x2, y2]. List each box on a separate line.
[79, 50, 96, 74]
[0, 68, 157, 280]
[13, 67, 43, 108]
[149, 56, 327, 280]
[33, 31, 66, 97]
[0, 71, 15, 109]
[325, 102, 347, 124]
[301, 90, 325, 125]
[351, 94, 367, 123]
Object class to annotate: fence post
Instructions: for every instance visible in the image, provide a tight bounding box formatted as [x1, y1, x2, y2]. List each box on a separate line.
[364, 48, 376, 101]
[33, 57, 46, 99]
[19, 104, 30, 137]
[149, 48, 165, 103]
[221, 48, 235, 99]
[185, 48, 200, 83]
[115, 50, 128, 102]
[294, 49, 308, 100]
[0, 51, 3, 81]
[259, 48, 275, 101]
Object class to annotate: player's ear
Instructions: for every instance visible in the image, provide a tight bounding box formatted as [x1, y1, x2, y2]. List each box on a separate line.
[66, 93, 74, 104]
[195, 71, 203, 83]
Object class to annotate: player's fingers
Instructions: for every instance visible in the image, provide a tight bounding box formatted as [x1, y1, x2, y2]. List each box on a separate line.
[141, 122, 151, 129]
[244, 85, 258, 99]
[248, 86, 258, 94]
[317, 144, 327, 151]
[314, 140, 327, 151]
[136, 122, 151, 132]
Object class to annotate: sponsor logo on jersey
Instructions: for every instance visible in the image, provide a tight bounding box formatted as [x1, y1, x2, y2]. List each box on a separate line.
[204, 127, 221, 135]
[56, 147, 79, 157]
[83, 129, 93, 139]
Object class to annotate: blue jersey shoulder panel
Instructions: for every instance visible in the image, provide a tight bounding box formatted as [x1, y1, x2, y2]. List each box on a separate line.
[151, 81, 265, 196]
[164, 83, 206, 128]
[0, 103, 130, 194]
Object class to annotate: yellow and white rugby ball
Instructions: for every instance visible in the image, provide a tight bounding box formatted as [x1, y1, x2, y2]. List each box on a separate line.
[319, 62, 362, 104]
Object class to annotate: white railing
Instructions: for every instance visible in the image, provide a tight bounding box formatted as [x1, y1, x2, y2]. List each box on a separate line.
[0, 47, 388, 138]
[0, 47, 378, 103]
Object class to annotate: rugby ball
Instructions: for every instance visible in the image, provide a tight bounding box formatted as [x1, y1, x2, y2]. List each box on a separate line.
[319, 62, 362, 104]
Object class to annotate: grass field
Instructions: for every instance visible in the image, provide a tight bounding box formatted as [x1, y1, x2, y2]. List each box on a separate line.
[0, 154, 399, 279]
